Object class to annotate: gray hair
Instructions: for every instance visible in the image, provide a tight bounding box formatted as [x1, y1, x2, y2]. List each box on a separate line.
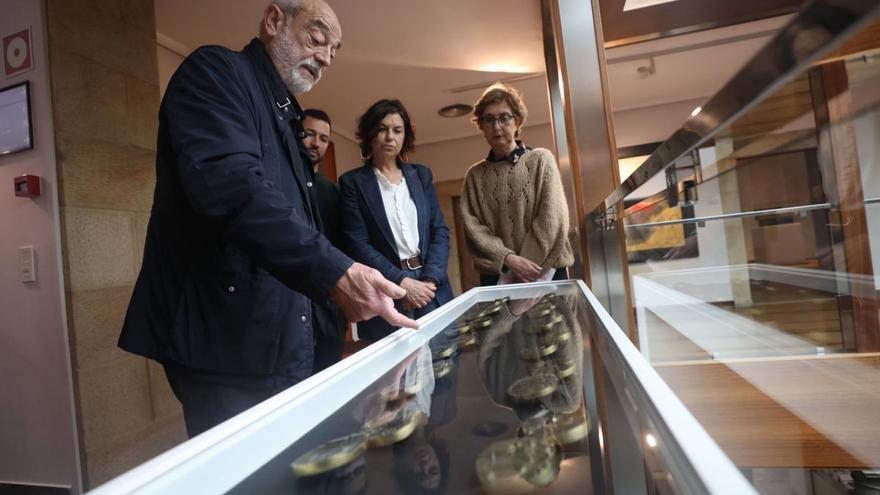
[259, 0, 305, 36]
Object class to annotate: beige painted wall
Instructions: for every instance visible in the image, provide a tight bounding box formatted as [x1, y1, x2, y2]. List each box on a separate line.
[0, 0, 81, 491]
[333, 133, 363, 176]
[156, 44, 179, 96]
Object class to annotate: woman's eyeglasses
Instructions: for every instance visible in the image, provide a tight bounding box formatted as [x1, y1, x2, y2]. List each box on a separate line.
[480, 113, 514, 127]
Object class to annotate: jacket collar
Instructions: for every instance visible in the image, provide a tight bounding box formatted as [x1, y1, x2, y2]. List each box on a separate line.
[486, 140, 530, 164]
[242, 38, 304, 126]
[356, 163, 396, 252]
[243, 38, 315, 220]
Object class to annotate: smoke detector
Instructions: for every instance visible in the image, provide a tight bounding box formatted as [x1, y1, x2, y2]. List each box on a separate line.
[636, 57, 656, 78]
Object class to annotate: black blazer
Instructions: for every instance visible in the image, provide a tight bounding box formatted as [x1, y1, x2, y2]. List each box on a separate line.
[339, 162, 453, 340]
[118, 39, 352, 382]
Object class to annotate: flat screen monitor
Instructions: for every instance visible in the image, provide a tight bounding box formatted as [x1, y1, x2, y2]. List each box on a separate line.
[0, 81, 34, 156]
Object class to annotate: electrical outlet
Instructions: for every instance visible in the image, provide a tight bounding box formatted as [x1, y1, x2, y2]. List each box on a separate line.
[19, 245, 36, 283]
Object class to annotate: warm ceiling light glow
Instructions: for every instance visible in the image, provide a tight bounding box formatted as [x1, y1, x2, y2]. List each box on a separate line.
[690, 106, 702, 117]
[623, 0, 679, 11]
[480, 63, 530, 73]
[646, 433, 658, 448]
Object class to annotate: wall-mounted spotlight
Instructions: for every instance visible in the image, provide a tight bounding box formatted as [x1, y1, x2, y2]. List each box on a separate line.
[636, 56, 656, 79]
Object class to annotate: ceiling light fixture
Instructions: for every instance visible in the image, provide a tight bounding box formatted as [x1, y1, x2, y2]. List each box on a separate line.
[438, 103, 473, 118]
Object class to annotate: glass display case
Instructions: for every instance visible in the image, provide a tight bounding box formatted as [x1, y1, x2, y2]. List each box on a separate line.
[89, 281, 753, 494]
[579, 1, 880, 493]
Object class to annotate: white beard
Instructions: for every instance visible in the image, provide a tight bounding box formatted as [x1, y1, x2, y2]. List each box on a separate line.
[268, 30, 321, 95]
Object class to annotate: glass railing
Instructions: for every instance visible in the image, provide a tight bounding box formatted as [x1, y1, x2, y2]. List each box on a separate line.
[589, 1, 880, 492]
[616, 24, 880, 362]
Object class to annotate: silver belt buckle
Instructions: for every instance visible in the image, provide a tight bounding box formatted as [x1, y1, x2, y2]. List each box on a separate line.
[405, 257, 422, 270]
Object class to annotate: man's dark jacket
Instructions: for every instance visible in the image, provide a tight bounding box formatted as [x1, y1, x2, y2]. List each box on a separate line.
[119, 39, 352, 383]
[314, 172, 343, 249]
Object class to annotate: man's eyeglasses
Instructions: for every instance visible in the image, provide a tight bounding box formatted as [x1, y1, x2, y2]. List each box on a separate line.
[480, 113, 514, 127]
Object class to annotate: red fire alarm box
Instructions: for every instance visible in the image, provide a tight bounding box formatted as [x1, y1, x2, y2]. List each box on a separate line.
[14, 174, 40, 197]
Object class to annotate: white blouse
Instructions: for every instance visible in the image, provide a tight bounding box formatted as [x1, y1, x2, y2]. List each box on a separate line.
[374, 168, 421, 261]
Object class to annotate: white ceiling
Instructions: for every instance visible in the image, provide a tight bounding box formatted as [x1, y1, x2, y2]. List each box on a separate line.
[154, 0, 791, 145]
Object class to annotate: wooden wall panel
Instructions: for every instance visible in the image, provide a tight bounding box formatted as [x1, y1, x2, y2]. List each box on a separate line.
[822, 20, 880, 64]
[598, 0, 804, 46]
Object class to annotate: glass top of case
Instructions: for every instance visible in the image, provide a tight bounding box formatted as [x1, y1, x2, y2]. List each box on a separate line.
[221, 280, 752, 495]
[231, 284, 593, 494]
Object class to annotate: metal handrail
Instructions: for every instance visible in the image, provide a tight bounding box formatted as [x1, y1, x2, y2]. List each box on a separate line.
[627, 198, 880, 228]
[625, 203, 832, 229]
[592, 0, 880, 218]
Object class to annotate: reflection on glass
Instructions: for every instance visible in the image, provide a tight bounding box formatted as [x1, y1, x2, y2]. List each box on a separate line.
[226, 284, 722, 494]
[608, 18, 880, 495]
[287, 345, 436, 493]
[471, 292, 588, 493]
[623, 54, 880, 361]
[239, 288, 597, 493]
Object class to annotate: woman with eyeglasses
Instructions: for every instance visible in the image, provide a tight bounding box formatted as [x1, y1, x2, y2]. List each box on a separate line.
[339, 99, 453, 341]
[461, 83, 574, 286]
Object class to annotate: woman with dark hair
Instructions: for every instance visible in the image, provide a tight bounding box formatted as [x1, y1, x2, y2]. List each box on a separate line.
[339, 99, 452, 342]
[461, 83, 574, 286]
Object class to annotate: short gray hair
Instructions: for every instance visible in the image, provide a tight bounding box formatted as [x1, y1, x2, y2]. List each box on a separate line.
[259, 0, 305, 36]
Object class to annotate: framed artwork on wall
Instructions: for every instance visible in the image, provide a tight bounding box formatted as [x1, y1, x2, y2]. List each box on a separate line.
[0, 80, 34, 156]
[618, 142, 701, 263]
[624, 201, 698, 263]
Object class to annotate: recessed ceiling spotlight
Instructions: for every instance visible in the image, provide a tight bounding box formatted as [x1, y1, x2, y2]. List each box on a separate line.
[438, 103, 473, 118]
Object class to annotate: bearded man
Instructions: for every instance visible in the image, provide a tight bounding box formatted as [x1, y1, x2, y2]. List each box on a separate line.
[119, 0, 417, 437]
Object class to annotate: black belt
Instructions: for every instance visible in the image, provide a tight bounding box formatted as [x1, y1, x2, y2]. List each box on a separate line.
[400, 255, 423, 270]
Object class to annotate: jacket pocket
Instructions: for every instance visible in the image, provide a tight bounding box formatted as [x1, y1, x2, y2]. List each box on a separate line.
[170, 255, 284, 376]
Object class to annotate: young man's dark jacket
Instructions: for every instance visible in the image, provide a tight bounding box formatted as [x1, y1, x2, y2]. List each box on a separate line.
[119, 39, 352, 384]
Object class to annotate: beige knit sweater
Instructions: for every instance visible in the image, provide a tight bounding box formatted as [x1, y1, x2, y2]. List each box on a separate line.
[461, 148, 574, 275]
